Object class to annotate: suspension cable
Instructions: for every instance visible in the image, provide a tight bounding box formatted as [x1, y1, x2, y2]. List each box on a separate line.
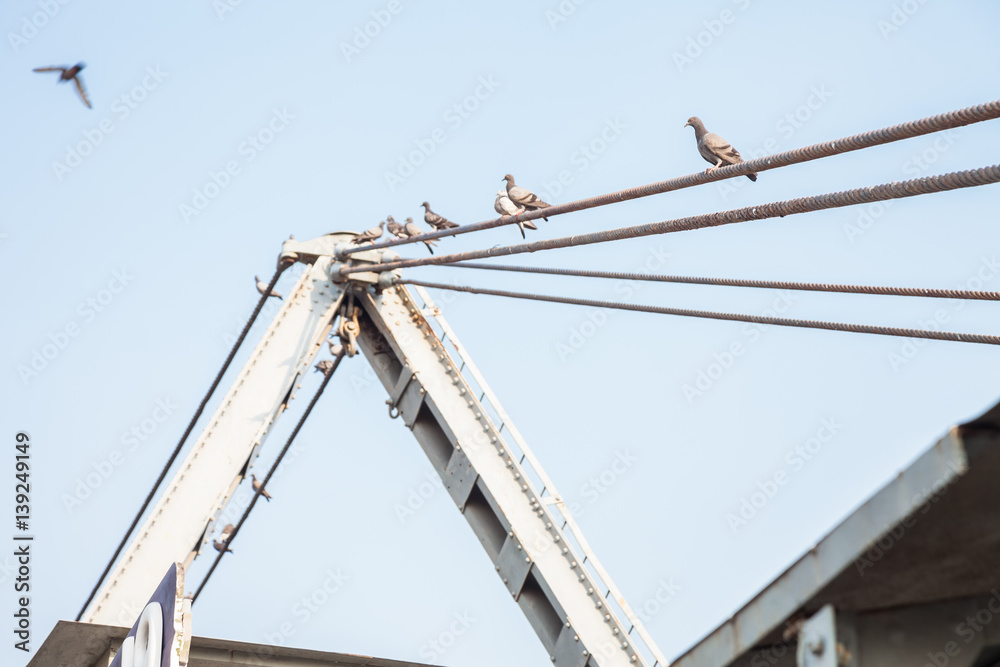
[192, 348, 347, 603]
[440, 262, 1000, 301]
[341, 164, 1000, 276]
[76, 264, 291, 622]
[345, 99, 1000, 254]
[398, 279, 1000, 347]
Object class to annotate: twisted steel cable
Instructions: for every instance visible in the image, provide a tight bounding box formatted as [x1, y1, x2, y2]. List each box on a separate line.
[440, 262, 1000, 301]
[399, 280, 1000, 347]
[192, 348, 347, 603]
[341, 165, 1000, 275]
[77, 265, 290, 621]
[345, 99, 1000, 254]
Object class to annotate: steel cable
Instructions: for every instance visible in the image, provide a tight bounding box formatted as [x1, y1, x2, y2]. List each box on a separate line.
[399, 279, 1000, 347]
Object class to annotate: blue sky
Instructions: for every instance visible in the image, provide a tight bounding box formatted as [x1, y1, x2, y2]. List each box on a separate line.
[2, 1, 1000, 665]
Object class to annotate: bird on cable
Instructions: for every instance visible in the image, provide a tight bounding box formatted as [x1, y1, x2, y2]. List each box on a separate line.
[328, 339, 344, 357]
[495, 189, 537, 239]
[386, 216, 406, 239]
[351, 221, 385, 245]
[683, 116, 756, 181]
[33, 63, 91, 108]
[315, 359, 335, 376]
[404, 217, 436, 255]
[251, 474, 272, 502]
[255, 275, 283, 300]
[213, 524, 234, 553]
[421, 202, 459, 231]
[502, 174, 550, 220]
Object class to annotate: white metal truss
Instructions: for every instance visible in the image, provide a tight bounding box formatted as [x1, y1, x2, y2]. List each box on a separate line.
[84, 258, 346, 624]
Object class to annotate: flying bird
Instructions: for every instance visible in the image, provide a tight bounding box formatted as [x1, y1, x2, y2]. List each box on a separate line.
[502, 174, 550, 221]
[251, 474, 272, 502]
[495, 189, 537, 239]
[33, 63, 91, 109]
[255, 275, 283, 300]
[351, 221, 385, 245]
[404, 217, 436, 254]
[683, 116, 756, 181]
[421, 202, 459, 231]
[213, 524, 234, 553]
[386, 217, 406, 238]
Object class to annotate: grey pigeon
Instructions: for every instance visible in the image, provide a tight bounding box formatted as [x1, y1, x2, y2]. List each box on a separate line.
[684, 117, 756, 181]
[315, 359, 335, 376]
[255, 275, 283, 300]
[34, 63, 91, 108]
[351, 221, 385, 245]
[213, 524, 234, 553]
[502, 174, 550, 221]
[386, 217, 406, 238]
[495, 189, 537, 239]
[404, 217, 436, 255]
[251, 474, 272, 502]
[421, 202, 459, 230]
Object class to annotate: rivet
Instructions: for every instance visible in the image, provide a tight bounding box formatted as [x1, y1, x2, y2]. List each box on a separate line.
[524, 557, 530, 563]
[573, 635, 579, 642]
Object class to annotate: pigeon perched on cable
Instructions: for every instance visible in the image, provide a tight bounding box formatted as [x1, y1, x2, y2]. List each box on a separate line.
[328, 339, 344, 357]
[33, 63, 91, 108]
[404, 218, 436, 255]
[421, 202, 459, 231]
[351, 221, 385, 245]
[255, 275, 283, 300]
[386, 217, 406, 238]
[495, 189, 537, 239]
[213, 524, 234, 553]
[502, 174, 550, 221]
[315, 359, 335, 376]
[251, 474, 272, 502]
[683, 116, 756, 181]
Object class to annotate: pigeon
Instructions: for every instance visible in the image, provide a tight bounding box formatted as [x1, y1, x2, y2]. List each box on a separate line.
[495, 189, 537, 239]
[213, 524, 234, 553]
[502, 174, 550, 221]
[315, 359, 335, 375]
[386, 217, 406, 239]
[421, 202, 459, 230]
[33, 63, 91, 108]
[683, 116, 756, 181]
[328, 339, 344, 357]
[255, 275, 283, 300]
[351, 221, 385, 245]
[251, 474, 272, 502]
[404, 217, 436, 255]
